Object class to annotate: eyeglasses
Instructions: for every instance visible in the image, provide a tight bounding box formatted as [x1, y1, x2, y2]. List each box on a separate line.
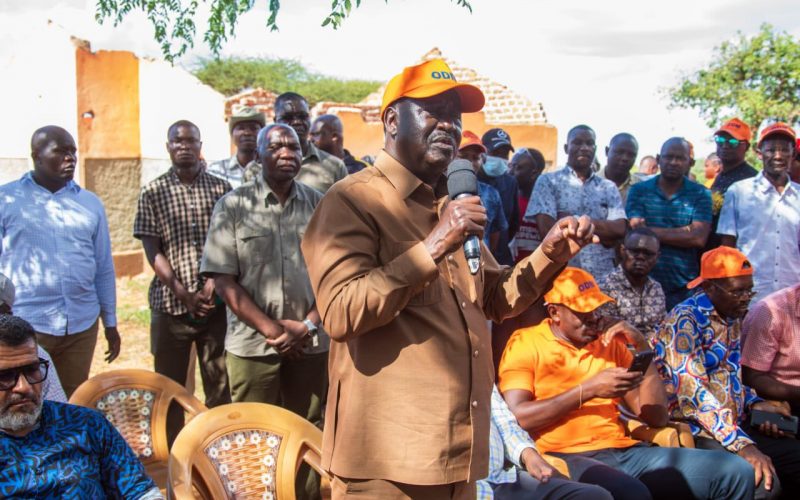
[0, 358, 49, 391]
[707, 281, 757, 301]
[714, 136, 745, 148]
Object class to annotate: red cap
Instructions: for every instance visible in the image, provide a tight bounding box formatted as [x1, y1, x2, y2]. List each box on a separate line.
[459, 130, 487, 153]
[687, 247, 754, 289]
[715, 118, 752, 142]
[758, 122, 796, 147]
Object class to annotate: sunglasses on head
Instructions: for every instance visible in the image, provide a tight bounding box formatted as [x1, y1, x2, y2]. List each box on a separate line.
[715, 136, 745, 148]
[0, 358, 49, 391]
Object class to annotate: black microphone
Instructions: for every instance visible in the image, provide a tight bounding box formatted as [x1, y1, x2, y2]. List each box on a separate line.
[446, 159, 481, 275]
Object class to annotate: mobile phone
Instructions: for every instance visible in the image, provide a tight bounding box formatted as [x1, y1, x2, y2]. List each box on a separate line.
[750, 409, 799, 434]
[628, 350, 654, 373]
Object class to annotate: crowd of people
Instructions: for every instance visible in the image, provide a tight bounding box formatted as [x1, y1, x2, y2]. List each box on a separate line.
[1, 56, 800, 499]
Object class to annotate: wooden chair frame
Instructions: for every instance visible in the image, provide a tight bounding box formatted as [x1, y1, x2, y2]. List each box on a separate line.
[168, 402, 330, 500]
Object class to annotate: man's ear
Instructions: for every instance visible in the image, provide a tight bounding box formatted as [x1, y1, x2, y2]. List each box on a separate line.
[605, 146, 610, 156]
[384, 106, 399, 138]
[563, 143, 568, 155]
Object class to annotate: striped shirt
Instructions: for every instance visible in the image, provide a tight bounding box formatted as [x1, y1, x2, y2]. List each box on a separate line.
[742, 284, 800, 387]
[133, 168, 231, 315]
[626, 176, 712, 294]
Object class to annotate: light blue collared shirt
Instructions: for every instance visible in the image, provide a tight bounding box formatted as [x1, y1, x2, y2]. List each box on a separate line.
[0, 172, 116, 335]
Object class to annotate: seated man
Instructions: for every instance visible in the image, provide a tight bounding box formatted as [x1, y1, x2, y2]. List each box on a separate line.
[742, 283, 800, 417]
[598, 227, 666, 339]
[479, 384, 612, 500]
[500, 267, 754, 500]
[655, 247, 800, 498]
[0, 315, 161, 499]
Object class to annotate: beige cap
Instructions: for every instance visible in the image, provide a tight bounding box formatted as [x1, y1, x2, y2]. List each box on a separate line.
[229, 106, 266, 134]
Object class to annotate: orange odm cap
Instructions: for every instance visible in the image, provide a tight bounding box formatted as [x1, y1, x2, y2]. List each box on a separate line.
[758, 122, 796, 146]
[715, 118, 752, 142]
[380, 58, 485, 120]
[459, 130, 487, 153]
[686, 246, 754, 289]
[544, 267, 615, 313]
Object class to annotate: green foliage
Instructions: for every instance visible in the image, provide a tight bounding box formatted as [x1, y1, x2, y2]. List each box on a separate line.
[193, 57, 382, 103]
[667, 23, 800, 132]
[95, 0, 472, 62]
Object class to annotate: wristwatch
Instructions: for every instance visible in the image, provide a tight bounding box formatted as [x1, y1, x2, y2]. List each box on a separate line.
[303, 319, 320, 347]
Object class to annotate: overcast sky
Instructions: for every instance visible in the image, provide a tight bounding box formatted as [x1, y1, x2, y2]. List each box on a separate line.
[5, 0, 800, 162]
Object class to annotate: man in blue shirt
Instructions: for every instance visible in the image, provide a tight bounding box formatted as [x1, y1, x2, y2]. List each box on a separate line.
[0, 314, 160, 499]
[0, 126, 120, 397]
[626, 137, 712, 309]
[480, 128, 520, 266]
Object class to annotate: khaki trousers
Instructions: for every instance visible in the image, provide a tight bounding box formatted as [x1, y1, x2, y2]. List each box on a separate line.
[36, 320, 99, 398]
[331, 476, 476, 500]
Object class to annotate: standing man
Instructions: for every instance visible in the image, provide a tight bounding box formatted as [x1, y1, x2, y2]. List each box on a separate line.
[599, 132, 641, 203]
[201, 124, 328, 500]
[510, 148, 546, 262]
[638, 155, 658, 176]
[302, 58, 597, 499]
[207, 107, 266, 188]
[655, 247, 800, 498]
[707, 118, 758, 250]
[598, 227, 666, 338]
[133, 120, 231, 417]
[481, 128, 520, 266]
[527, 125, 627, 278]
[309, 114, 368, 174]
[626, 137, 712, 309]
[704, 153, 722, 188]
[244, 92, 347, 192]
[0, 126, 120, 397]
[717, 122, 800, 302]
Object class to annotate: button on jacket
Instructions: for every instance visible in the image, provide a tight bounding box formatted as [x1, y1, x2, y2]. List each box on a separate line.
[302, 151, 562, 485]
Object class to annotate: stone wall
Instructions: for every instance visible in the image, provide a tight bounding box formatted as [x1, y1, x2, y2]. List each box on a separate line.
[83, 158, 142, 252]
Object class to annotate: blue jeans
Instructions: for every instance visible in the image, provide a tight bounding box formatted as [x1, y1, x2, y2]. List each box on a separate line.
[491, 469, 612, 499]
[550, 444, 754, 500]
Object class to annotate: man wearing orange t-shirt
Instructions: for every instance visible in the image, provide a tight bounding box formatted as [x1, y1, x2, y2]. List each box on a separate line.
[499, 268, 754, 500]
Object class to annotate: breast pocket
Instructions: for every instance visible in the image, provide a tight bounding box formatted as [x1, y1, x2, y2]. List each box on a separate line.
[238, 229, 274, 265]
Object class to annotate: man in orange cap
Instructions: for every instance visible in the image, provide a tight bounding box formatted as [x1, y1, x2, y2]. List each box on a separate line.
[655, 246, 799, 498]
[457, 130, 507, 256]
[707, 118, 759, 250]
[500, 267, 754, 499]
[718, 122, 800, 302]
[302, 58, 598, 499]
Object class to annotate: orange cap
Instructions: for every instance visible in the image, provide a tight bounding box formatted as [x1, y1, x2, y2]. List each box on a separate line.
[544, 267, 615, 313]
[758, 122, 796, 146]
[715, 118, 752, 142]
[380, 59, 485, 120]
[686, 246, 754, 289]
[459, 130, 487, 153]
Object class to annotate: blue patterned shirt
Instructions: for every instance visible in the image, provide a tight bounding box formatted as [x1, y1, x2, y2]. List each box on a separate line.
[626, 176, 712, 295]
[0, 173, 117, 334]
[0, 401, 158, 498]
[654, 292, 762, 452]
[478, 182, 509, 249]
[477, 386, 536, 500]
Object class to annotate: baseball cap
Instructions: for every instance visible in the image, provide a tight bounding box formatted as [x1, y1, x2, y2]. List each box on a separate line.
[229, 106, 266, 134]
[715, 118, 752, 142]
[544, 267, 615, 313]
[459, 130, 487, 153]
[686, 247, 754, 289]
[0, 273, 15, 308]
[380, 59, 485, 120]
[481, 128, 515, 153]
[757, 122, 796, 147]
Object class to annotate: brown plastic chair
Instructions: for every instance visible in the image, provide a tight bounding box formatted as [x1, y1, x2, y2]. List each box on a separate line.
[168, 402, 330, 500]
[69, 369, 208, 490]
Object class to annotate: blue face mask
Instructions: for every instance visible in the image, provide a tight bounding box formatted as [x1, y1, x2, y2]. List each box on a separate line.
[482, 156, 508, 177]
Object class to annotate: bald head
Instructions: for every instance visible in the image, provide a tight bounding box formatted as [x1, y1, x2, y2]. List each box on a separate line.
[660, 137, 690, 156]
[605, 132, 639, 177]
[657, 137, 691, 182]
[609, 133, 638, 149]
[31, 126, 73, 155]
[310, 114, 344, 158]
[30, 125, 77, 192]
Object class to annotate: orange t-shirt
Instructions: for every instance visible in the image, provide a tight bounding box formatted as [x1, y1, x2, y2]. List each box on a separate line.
[498, 319, 639, 454]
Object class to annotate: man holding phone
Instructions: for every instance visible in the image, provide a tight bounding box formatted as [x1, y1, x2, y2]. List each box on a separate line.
[499, 267, 754, 499]
[655, 246, 800, 498]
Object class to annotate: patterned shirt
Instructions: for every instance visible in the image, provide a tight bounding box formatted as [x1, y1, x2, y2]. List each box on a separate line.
[717, 173, 800, 302]
[200, 176, 329, 357]
[654, 292, 762, 452]
[244, 142, 347, 193]
[742, 284, 800, 387]
[512, 194, 541, 262]
[477, 385, 537, 500]
[207, 155, 257, 189]
[0, 173, 117, 335]
[133, 167, 231, 315]
[479, 182, 508, 249]
[598, 268, 666, 339]
[526, 166, 626, 279]
[598, 168, 647, 204]
[626, 176, 712, 295]
[0, 401, 160, 499]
